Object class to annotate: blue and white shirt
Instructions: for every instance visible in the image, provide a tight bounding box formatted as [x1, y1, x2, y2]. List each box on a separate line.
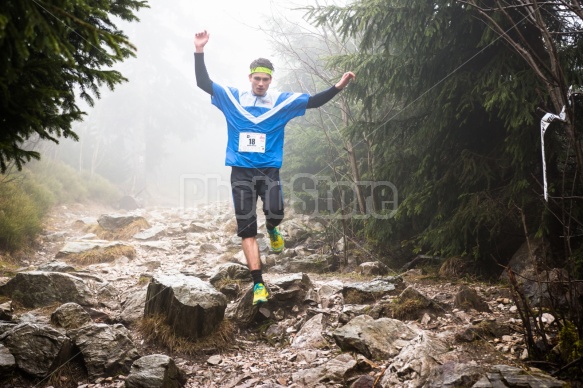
[211, 83, 310, 168]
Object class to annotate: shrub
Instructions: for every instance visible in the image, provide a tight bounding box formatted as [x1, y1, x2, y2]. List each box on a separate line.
[0, 180, 49, 251]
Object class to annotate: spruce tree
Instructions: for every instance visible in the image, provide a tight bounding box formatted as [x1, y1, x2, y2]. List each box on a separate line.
[0, 0, 148, 173]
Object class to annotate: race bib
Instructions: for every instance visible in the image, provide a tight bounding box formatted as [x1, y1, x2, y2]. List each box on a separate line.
[239, 132, 266, 153]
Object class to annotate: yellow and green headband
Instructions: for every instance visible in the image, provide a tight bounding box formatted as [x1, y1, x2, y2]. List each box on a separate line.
[250, 66, 273, 76]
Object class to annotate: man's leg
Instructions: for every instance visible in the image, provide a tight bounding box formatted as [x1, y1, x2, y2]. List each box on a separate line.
[242, 236, 261, 271]
[231, 167, 268, 304]
[261, 168, 285, 253]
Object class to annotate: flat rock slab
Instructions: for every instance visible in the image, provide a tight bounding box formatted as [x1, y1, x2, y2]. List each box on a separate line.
[0, 271, 96, 308]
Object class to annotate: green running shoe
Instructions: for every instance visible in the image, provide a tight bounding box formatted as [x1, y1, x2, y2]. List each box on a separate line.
[267, 227, 284, 253]
[253, 283, 269, 305]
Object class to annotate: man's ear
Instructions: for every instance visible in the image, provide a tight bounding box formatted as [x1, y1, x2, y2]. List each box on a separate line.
[248, 74, 253, 81]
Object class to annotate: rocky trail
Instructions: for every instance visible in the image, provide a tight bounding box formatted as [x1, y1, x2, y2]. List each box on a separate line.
[0, 201, 573, 387]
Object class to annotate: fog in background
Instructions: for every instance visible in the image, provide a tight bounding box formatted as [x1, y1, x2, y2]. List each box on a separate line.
[50, 0, 317, 207]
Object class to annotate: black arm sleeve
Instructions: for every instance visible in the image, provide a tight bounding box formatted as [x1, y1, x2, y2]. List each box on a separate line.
[194, 52, 213, 95]
[306, 85, 342, 109]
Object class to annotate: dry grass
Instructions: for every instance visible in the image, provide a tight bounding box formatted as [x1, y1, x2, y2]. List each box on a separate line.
[137, 315, 235, 355]
[85, 218, 150, 241]
[0, 253, 19, 277]
[438, 256, 470, 279]
[63, 245, 136, 265]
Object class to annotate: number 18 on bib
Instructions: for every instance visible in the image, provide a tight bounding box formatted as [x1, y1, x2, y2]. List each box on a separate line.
[239, 132, 266, 153]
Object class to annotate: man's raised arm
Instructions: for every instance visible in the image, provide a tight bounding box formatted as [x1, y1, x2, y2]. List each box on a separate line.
[307, 71, 356, 109]
[194, 30, 213, 95]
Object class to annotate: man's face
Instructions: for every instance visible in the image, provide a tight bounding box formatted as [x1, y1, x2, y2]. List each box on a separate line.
[249, 72, 272, 96]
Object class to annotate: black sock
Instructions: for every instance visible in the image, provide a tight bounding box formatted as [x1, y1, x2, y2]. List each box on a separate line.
[250, 269, 264, 285]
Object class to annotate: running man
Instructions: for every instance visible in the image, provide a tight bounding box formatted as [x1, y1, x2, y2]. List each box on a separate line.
[194, 30, 355, 305]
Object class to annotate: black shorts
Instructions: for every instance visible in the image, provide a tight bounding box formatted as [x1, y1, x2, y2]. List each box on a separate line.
[230, 166, 284, 238]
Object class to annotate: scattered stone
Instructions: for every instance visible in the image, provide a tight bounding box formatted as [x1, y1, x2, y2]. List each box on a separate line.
[50, 302, 93, 329]
[67, 323, 140, 380]
[358, 261, 389, 276]
[126, 354, 187, 388]
[454, 285, 491, 312]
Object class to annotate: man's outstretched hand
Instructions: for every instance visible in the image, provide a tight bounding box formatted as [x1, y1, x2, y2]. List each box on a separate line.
[335, 71, 356, 90]
[194, 30, 209, 53]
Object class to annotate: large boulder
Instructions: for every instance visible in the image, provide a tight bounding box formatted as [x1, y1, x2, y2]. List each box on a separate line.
[144, 274, 227, 339]
[50, 302, 93, 330]
[0, 323, 72, 378]
[0, 271, 96, 308]
[333, 315, 418, 360]
[67, 323, 140, 380]
[125, 354, 187, 388]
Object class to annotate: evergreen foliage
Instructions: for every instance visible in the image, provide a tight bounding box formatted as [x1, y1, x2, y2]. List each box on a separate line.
[0, 0, 148, 173]
[302, 0, 583, 264]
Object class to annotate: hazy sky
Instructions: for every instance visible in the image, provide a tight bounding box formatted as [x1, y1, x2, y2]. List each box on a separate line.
[64, 0, 321, 205]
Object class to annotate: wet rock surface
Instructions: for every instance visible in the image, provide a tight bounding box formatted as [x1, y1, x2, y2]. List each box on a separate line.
[0, 202, 572, 387]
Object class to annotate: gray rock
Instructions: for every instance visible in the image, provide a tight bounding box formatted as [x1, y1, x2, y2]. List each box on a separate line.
[350, 375, 375, 388]
[333, 315, 418, 360]
[292, 313, 328, 349]
[67, 323, 140, 380]
[225, 285, 257, 325]
[0, 344, 15, 377]
[0, 271, 96, 308]
[342, 277, 401, 304]
[454, 285, 491, 312]
[140, 241, 173, 252]
[271, 254, 335, 274]
[339, 304, 373, 323]
[270, 273, 314, 307]
[185, 222, 215, 233]
[425, 362, 484, 387]
[144, 274, 227, 339]
[125, 354, 187, 388]
[133, 225, 166, 240]
[98, 214, 148, 231]
[0, 301, 12, 321]
[292, 353, 357, 385]
[56, 240, 127, 256]
[51, 302, 93, 329]
[318, 281, 344, 309]
[471, 364, 564, 387]
[37, 261, 76, 272]
[359, 261, 390, 276]
[379, 331, 450, 387]
[208, 262, 251, 286]
[0, 323, 72, 378]
[119, 288, 148, 325]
